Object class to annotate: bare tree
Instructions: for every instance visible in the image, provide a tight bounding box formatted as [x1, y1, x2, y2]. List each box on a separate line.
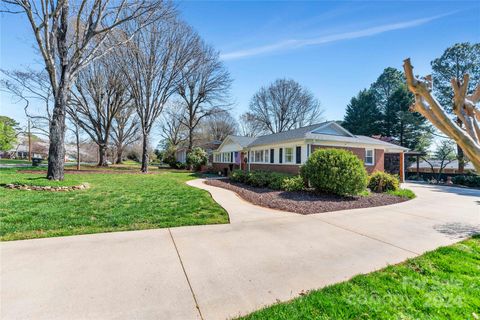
[120, 18, 197, 172]
[2, 0, 167, 180]
[247, 78, 323, 134]
[201, 111, 237, 141]
[111, 105, 139, 164]
[159, 102, 187, 148]
[239, 112, 265, 137]
[0, 68, 53, 136]
[404, 59, 480, 172]
[421, 140, 457, 183]
[176, 41, 232, 152]
[69, 58, 131, 166]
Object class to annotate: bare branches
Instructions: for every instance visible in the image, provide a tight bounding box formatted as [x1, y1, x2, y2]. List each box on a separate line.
[246, 78, 323, 134]
[176, 39, 232, 151]
[118, 15, 196, 172]
[68, 56, 131, 166]
[403, 58, 480, 172]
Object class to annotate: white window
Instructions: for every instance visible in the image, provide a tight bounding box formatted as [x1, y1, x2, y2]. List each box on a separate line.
[223, 152, 232, 163]
[214, 153, 221, 163]
[254, 150, 264, 163]
[285, 147, 293, 163]
[365, 149, 374, 165]
[264, 149, 269, 163]
[249, 151, 254, 163]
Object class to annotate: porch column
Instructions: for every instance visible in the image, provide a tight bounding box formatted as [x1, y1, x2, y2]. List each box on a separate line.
[399, 152, 405, 183]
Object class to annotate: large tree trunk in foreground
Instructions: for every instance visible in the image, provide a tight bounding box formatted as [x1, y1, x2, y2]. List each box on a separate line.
[116, 146, 124, 164]
[141, 134, 149, 173]
[47, 84, 69, 180]
[403, 58, 480, 172]
[98, 143, 108, 167]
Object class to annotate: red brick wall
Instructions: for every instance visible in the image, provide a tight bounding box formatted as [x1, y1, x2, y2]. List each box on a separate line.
[310, 145, 384, 174]
[212, 163, 240, 176]
[249, 163, 300, 174]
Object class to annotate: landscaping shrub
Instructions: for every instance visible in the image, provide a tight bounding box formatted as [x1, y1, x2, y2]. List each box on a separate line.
[300, 149, 368, 196]
[368, 171, 399, 192]
[281, 175, 305, 192]
[268, 172, 291, 190]
[230, 170, 301, 191]
[230, 169, 248, 183]
[246, 171, 272, 188]
[452, 174, 480, 188]
[186, 147, 207, 171]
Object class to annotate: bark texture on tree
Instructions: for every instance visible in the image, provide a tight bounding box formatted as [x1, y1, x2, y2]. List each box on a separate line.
[47, 83, 69, 180]
[403, 58, 480, 172]
[141, 134, 149, 173]
[98, 143, 108, 167]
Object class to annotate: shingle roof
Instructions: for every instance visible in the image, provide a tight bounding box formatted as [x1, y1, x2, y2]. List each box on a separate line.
[247, 122, 330, 147]
[229, 135, 256, 148]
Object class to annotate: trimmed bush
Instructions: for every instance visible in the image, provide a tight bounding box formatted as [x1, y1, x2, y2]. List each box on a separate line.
[230, 170, 248, 183]
[368, 171, 399, 193]
[452, 174, 480, 188]
[186, 147, 207, 171]
[281, 176, 305, 192]
[268, 172, 291, 190]
[246, 171, 272, 188]
[300, 149, 368, 196]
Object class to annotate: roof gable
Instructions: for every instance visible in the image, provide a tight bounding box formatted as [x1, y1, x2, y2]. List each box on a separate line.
[310, 122, 354, 137]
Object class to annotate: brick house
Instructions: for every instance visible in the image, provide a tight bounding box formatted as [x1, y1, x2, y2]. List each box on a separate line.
[212, 121, 409, 181]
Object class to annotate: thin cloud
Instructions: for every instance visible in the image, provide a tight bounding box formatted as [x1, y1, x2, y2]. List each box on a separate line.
[220, 13, 452, 61]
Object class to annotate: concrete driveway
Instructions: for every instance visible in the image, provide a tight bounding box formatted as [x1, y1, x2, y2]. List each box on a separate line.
[1, 181, 479, 320]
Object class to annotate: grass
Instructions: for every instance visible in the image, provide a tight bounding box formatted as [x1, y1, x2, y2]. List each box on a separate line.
[0, 159, 31, 164]
[0, 168, 228, 241]
[238, 236, 480, 320]
[387, 188, 416, 199]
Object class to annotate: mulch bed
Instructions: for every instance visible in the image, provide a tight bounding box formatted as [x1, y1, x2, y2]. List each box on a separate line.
[205, 179, 408, 215]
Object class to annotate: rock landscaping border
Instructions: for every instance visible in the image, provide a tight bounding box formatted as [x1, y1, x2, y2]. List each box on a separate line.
[4, 183, 90, 191]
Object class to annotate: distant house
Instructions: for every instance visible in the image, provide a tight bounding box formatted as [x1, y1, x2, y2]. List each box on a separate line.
[175, 140, 223, 165]
[212, 121, 409, 181]
[408, 160, 476, 174]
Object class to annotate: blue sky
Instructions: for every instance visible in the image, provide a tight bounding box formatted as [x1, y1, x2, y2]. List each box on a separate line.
[1, 1, 479, 140]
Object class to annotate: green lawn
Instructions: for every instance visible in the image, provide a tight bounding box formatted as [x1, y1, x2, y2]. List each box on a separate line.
[0, 159, 31, 164]
[239, 236, 480, 320]
[0, 168, 228, 241]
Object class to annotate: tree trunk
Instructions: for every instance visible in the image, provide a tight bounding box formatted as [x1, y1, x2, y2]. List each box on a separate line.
[47, 84, 68, 180]
[141, 133, 149, 173]
[76, 129, 80, 171]
[98, 143, 108, 166]
[116, 145, 123, 164]
[457, 144, 465, 173]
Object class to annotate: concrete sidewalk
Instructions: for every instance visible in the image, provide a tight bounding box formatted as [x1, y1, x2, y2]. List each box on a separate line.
[1, 182, 479, 320]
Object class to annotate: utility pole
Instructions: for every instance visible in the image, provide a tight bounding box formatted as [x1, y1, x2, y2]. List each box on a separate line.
[28, 120, 32, 161]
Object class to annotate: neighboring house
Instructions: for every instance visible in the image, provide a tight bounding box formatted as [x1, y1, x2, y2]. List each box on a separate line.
[408, 160, 476, 174]
[175, 140, 223, 165]
[212, 121, 409, 181]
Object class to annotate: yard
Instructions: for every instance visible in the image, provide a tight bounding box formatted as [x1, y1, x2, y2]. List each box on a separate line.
[0, 167, 228, 241]
[239, 236, 480, 320]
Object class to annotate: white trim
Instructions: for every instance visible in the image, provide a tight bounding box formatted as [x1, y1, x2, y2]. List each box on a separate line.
[365, 148, 374, 166]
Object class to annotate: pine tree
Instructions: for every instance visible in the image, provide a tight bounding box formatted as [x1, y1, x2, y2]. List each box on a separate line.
[342, 89, 381, 136]
[385, 85, 432, 150]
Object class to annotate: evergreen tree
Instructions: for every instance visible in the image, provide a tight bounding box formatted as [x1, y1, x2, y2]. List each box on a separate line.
[342, 89, 381, 136]
[385, 85, 432, 150]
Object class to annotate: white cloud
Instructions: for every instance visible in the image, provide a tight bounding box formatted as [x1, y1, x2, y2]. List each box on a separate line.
[220, 13, 452, 61]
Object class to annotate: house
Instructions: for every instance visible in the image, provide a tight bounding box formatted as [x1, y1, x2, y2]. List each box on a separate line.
[212, 121, 409, 181]
[408, 160, 476, 174]
[175, 140, 223, 165]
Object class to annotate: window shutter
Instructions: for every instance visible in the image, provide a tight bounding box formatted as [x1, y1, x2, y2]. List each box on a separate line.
[270, 149, 274, 164]
[296, 146, 301, 164]
[279, 148, 283, 164]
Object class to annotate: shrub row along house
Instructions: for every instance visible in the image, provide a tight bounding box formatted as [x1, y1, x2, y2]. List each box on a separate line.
[212, 121, 409, 181]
